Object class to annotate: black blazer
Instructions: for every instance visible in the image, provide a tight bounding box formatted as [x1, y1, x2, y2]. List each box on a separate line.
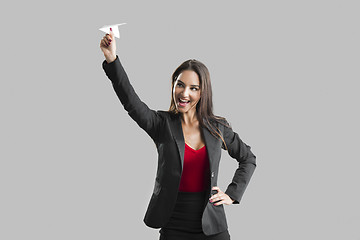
[102, 56, 256, 236]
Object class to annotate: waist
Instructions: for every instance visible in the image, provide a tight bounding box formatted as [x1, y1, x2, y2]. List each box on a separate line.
[164, 191, 206, 233]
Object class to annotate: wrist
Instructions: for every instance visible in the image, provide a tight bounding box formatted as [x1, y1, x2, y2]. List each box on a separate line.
[105, 54, 116, 63]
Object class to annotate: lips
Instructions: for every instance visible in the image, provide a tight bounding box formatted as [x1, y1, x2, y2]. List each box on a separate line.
[178, 98, 190, 107]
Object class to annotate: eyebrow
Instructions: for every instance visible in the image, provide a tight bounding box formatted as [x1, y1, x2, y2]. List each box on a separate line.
[177, 80, 200, 88]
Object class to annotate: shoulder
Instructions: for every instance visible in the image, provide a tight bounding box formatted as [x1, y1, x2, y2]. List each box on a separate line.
[156, 110, 179, 120]
[211, 115, 232, 130]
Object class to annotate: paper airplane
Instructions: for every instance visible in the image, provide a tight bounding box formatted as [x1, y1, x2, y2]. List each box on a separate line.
[99, 23, 127, 38]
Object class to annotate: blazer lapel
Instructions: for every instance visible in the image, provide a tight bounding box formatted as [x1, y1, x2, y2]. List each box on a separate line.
[201, 122, 220, 171]
[170, 114, 220, 172]
[170, 114, 185, 170]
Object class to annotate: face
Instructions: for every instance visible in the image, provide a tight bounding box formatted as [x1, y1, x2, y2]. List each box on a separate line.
[173, 70, 201, 114]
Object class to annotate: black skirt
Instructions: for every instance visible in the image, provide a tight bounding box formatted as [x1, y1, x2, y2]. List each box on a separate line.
[159, 191, 230, 240]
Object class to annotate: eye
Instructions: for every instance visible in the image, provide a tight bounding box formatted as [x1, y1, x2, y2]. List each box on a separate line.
[191, 87, 199, 91]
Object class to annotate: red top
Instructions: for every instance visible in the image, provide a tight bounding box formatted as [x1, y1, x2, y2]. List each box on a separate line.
[178, 143, 210, 192]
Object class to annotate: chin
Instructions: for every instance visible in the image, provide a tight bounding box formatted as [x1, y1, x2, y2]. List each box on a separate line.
[177, 104, 196, 114]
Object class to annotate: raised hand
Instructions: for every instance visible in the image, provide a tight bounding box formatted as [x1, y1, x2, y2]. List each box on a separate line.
[100, 29, 116, 63]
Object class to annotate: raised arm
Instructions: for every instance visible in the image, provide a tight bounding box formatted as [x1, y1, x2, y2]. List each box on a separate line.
[100, 30, 164, 141]
[221, 121, 257, 204]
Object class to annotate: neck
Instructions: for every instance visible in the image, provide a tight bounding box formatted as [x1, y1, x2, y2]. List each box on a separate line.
[180, 110, 198, 125]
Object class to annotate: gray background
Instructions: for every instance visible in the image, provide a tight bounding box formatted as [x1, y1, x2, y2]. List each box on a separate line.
[1, 0, 359, 239]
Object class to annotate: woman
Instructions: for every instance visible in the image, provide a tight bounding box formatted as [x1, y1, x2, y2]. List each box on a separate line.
[100, 30, 256, 240]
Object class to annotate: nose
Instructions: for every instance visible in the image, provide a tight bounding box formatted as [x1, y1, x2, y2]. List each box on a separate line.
[182, 87, 190, 98]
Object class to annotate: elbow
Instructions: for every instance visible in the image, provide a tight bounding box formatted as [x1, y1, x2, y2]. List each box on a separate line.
[251, 155, 257, 168]
[242, 155, 256, 172]
[244, 154, 256, 168]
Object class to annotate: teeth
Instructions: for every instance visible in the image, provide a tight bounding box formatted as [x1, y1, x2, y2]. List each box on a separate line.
[179, 98, 190, 103]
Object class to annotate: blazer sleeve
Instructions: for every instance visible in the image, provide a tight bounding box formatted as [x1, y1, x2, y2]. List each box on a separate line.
[221, 121, 257, 204]
[102, 56, 164, 141]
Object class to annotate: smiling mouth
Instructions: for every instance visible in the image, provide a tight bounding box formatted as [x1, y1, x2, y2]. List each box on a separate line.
[178, 98, 190, 107]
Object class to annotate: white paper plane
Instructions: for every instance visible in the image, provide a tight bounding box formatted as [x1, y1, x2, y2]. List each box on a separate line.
[99, 23, 127, 38]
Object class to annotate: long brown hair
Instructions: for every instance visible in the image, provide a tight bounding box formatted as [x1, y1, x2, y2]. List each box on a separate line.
[168, 59, 231, 150]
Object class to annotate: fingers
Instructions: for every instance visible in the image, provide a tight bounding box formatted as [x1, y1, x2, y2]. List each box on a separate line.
[211, 195, 232, 206]
[109, 28, 114, 37]
[209, 192, 225, 203]
[209, 186, 223, 203]
[214, 199, 227, 206]
[100, 33, 113, 48]
[106, 33, 113, 42]
[209, 186, 233, 206]
[101, 34, 112, 47]
[210, 195, 223, 203]
[100, 39, 107, 48]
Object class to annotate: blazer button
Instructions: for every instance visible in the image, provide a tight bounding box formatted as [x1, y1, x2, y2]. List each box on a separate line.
[211, 172, 215, 178]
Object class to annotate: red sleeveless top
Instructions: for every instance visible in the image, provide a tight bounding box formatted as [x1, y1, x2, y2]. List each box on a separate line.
[178, 143, 210, 192]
